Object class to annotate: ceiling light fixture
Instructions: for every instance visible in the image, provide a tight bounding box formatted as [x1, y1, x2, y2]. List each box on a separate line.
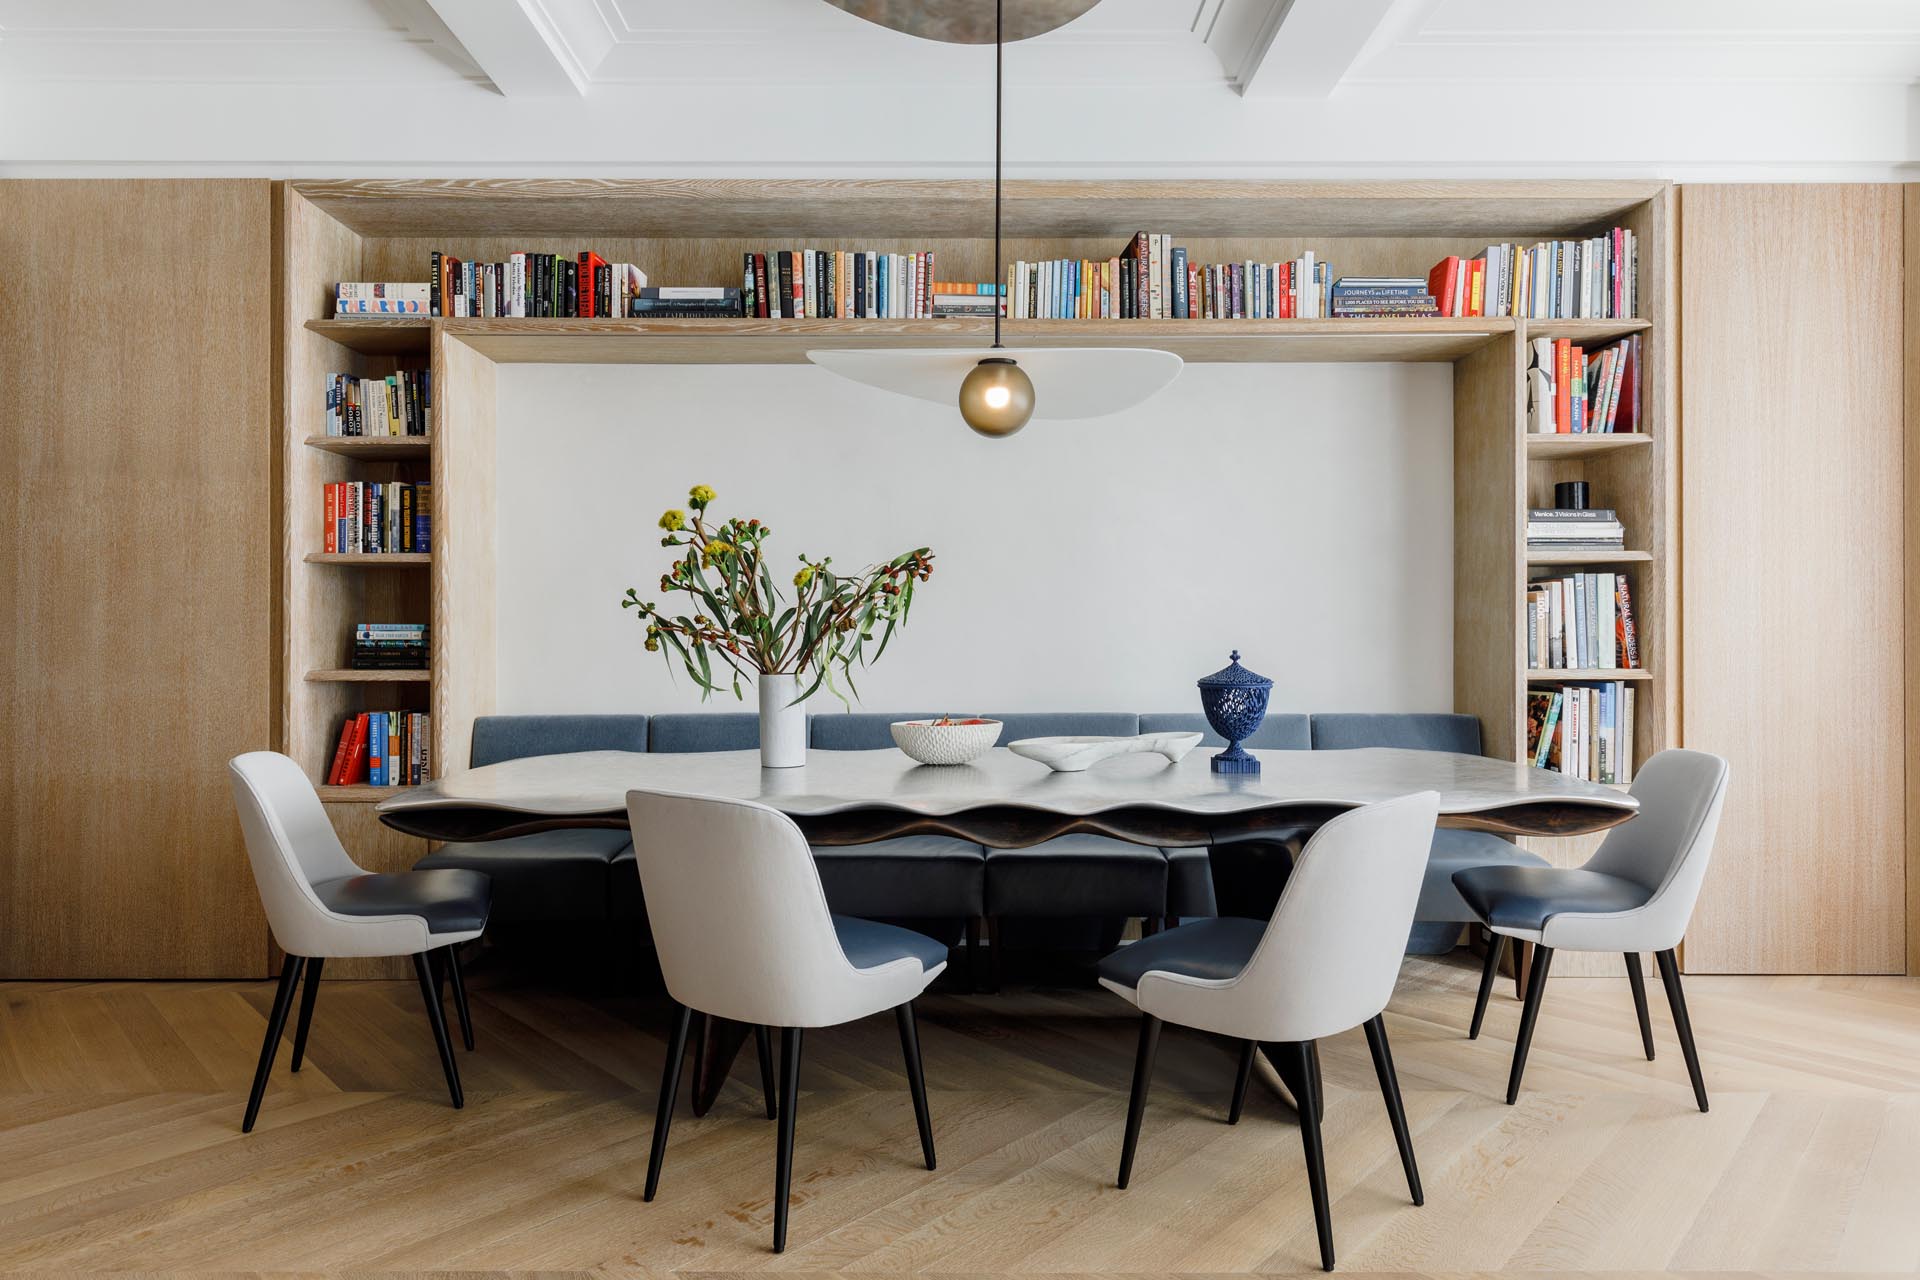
[808, 0, 1182, 438]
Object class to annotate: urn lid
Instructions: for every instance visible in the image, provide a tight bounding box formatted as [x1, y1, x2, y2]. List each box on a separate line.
[1197, 650, 1273, 691]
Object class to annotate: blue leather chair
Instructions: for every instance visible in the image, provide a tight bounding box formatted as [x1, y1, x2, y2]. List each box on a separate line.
[1309, 714, 1550, 956]
[415, 715, 646, 923]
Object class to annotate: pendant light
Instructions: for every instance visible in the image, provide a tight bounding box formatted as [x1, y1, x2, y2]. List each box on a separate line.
[808, 0, 1182, 438]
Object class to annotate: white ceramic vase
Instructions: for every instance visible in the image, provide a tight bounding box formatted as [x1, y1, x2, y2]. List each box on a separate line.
[758, 672, 808, 769]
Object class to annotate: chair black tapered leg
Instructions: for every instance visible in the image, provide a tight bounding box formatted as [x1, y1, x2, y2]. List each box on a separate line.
[241, 955, 304, 1133]
[1626, 954, 1655, 1061]
[773, 1026, 804, 1253]
[1116, 1013, 1162, 1189]
[444, 946, 475, 1051]
[1364, 1014, 1423, 1206]
[896, 1002, 936, 1170]
[1305, 1039, 1325, 1124]
[1292, 1040, 1335, 1272]
[645, 1003, 692, 1201]
[1470, 930, 1506, 1040]
[1227, 1039, 1258, 1125]
[755, 1024, 778, 1120]
[411, 951, 464, 1110]
[290, 957, 324, 1072]
[1655, 949, 1709, 1112]
[1505, 944, 1555, 1104]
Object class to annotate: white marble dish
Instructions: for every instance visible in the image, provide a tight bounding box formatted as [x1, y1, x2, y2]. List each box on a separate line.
[890, 718, 1002, 765]
[1006, 732, 1204, 773]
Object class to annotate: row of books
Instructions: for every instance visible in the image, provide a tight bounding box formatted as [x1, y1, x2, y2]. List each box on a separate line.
[334, 282, 430, 315]
[1330, 277, 1438, 318]
[930, 282, 1005, 319]
[428, 253, 650, 318]
[324, 370, 430, 437]
[740, 250, 938, 319]
[1428, 229, 1637, 319]
[1527, 572, 1641, 671]
[1005, 236, 1335, 319]
[1526, 683, 1636, 784]
[325, 710, 430, 787]
[1528, 335, 1641, 434]
[352, 622, 428, 671]
[1527, 507, 1625, 552]
[323, 481, 432, 555]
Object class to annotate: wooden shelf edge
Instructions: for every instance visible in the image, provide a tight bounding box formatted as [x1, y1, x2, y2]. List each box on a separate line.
[1525, 432, 1653, 456]
[1526, 669, 1654, 681]
[305, 317, 432, 354]
[305, 668, 431, 683]
[1525, 549, 1654, 565]
[303, 553, 431, 566]
[317, 784, 413, 802]
[305, 434, 432, 458]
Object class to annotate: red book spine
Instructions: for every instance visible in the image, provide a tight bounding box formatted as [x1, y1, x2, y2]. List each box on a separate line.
[324, 483, 337, 554]
[339, 714, 370, 785]
[325, 716, 355, 786]
[1426, 256, 1460, 317]
[1554, 338, 1572, 433]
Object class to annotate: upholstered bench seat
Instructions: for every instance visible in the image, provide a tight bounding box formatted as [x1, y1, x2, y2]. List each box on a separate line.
[812, 835, 987, 917]
[418, 829, 631, 924]
[986, 834, 1167, 918]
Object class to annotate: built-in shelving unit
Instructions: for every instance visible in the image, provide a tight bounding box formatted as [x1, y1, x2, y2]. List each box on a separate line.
[276, 178, 1675, 982]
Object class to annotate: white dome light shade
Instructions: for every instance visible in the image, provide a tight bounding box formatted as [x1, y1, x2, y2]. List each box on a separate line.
[807, 347, 1184, 420]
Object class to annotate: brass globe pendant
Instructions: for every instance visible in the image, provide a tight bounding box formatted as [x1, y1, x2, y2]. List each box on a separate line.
[957, 357, 1035, 437]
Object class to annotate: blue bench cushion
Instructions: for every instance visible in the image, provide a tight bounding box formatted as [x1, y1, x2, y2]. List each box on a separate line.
[834, 915, 949, 972]
[811, 711, 1141, 750]
[1138, 711, 1312, 750]
[812, 835, 987, 917]
[649, 713, 762, 753]
[1096, 916, 1265, 991]
[811, 712, 943, 751]
[470, 715, 649, 767]
[313, 868, 491, 934]
[417, 829, 629, 923]
[1309, 713, 1482, 754]
[1452, 864, 1653, 934]
[986, 834, 1167, 917]
[1421, 829, 1549, 922]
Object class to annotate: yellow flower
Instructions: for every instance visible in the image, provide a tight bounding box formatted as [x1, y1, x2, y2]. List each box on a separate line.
[689, 484, 716, 507]
[658, 508, 686, 532]
[702, 540, 734, 567]
[793, 566, 814, 589]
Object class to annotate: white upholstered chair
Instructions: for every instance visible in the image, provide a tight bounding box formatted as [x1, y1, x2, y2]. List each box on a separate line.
[1097, 791, 1440, 1273]
[627, 788, 948, 1253]
[1453, 748, 1730, 1111]
[228, 751, 489, 1131]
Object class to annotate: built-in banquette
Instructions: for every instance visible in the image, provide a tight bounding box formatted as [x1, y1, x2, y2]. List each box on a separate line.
[415, 712, 1546, 962]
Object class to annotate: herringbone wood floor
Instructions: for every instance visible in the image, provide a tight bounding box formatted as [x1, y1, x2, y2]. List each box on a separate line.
[2, 954, 1917, 1276]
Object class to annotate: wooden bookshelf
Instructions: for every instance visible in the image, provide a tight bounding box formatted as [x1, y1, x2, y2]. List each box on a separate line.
[305, 434, 431, 459]
[275, 178, 1675, 983]
[1526, 548, 1653, 565]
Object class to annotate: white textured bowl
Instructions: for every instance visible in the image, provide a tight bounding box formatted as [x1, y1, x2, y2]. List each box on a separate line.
[890, 718, 1002, 766]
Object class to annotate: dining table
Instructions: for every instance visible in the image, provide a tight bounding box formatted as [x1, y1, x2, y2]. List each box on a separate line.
[379, 745, 1637, 1114]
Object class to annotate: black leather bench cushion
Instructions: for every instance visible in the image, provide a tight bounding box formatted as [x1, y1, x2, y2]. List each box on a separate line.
[1163, 847, 1216, 918]
[417, 829, 628, 924]
[1420, 829, 1549, 922]
[312, 868, 491, 934]
[834, 915, 949, 972]
[812, 836, 987, 917]
[986, 835, 1167, 917]
[1451, 864, 1652, 933]
[610, 848, 647, 925]
[1097, 916, 1266, 991]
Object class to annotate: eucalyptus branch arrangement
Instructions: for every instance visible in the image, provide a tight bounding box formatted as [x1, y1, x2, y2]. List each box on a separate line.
[622, 485, 935, 704]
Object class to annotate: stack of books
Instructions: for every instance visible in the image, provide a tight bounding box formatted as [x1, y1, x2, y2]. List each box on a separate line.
[323, 481, 431, 554]
[1526, 683, 1635, 784]
[1526, 571, 1640, 670]
[631, 288, 744, 318]
[426, 253, 648, 317]
[1528, 334, 1640, 434]
[742, 250, 936, 319]
[1329, 277, 1439, 318]
[326, 710, 430, 787]
[1429, 228, 1637, 319]
[1008, 235, 1334, 320]
[325, 370, 430, 437]
[1527, 507, 1625, 553]
[351, 623, 427, 670]
[335, 283, 430, 316]
[930, 282, 1006, 319]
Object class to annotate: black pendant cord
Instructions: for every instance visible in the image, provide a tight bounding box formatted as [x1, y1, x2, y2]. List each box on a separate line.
[991, 0, 1004, 350]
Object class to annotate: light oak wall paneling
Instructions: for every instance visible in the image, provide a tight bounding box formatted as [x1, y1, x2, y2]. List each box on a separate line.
[430, 332, 498, 777]
[1451, 331, 1524, 764]
[0, 179, 273, 978]
[1908, 183, 1920, 977]
[1681, 184, 1904, 974]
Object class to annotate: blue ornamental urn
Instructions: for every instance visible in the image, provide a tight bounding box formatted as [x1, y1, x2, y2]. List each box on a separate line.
[1197, 650, 1273, 774]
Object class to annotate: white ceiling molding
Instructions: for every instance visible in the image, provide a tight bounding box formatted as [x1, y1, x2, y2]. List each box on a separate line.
[423, 0, 613, 96]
